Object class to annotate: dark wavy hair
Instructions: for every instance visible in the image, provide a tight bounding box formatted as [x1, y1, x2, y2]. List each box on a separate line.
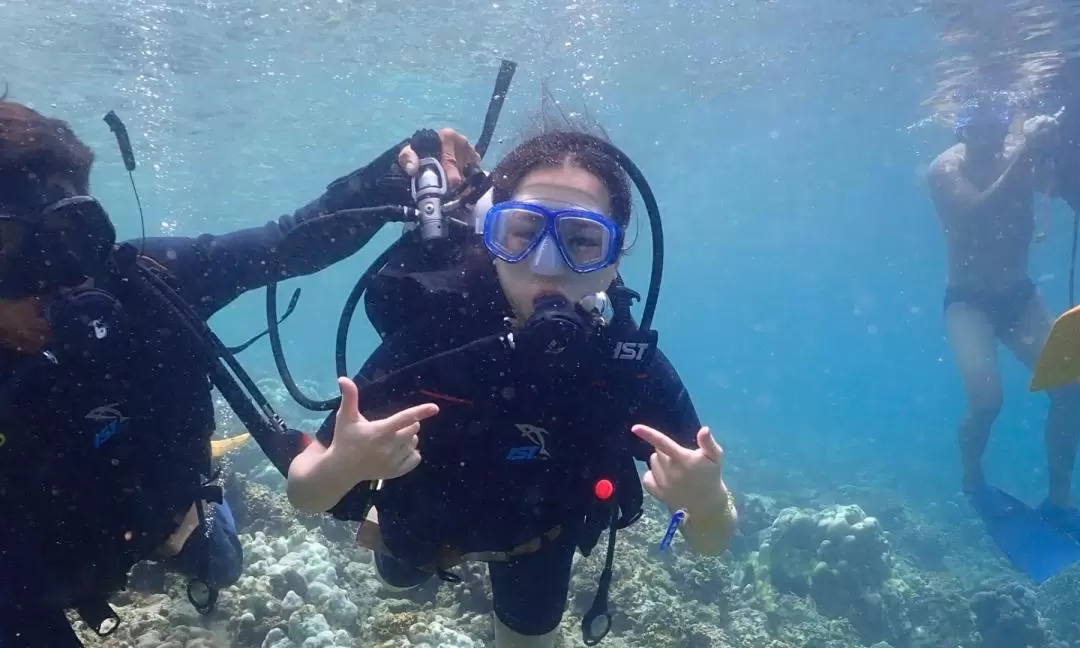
[489, 88, 632, 229]
[0, 94, 95, 210]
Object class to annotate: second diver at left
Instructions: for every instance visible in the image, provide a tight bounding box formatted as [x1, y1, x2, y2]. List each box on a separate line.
[0, 97, 478, 648]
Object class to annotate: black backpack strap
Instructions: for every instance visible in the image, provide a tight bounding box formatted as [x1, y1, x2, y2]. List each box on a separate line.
[578, 280, 658, 645]
[575, 353, 648, 555]
[607, 278, 656, 529]
[74, 594, 120, 637]
[184, 498, 219, 615]
[328, 480, 381, 522]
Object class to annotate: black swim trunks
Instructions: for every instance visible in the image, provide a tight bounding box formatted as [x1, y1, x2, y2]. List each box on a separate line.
[943, 278, 1036, 336]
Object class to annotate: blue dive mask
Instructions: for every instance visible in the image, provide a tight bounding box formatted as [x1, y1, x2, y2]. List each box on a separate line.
[482, 201, 623, 275]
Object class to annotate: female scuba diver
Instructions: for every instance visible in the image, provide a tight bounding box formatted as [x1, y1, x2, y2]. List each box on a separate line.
[287, 124, 737, 648]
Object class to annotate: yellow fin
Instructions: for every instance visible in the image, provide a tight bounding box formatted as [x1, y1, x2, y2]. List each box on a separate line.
[1031, 304, 1080, 391]
[210, 432, 252, 459]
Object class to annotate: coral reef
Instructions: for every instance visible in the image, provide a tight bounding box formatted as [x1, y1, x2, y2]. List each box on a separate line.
[970, 581, 1064, 648]
[751, 504, 908, 645]
[67, 395, 1077, 648]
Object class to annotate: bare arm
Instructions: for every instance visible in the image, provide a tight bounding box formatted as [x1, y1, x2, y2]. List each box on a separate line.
[681, 493, 737, 555]
[287, 440, 366, 513]
[928, 143, 1033, 218]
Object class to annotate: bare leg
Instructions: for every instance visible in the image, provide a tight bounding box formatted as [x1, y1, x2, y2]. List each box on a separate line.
[945, 302, 1004, 490]
[1044, 387, 1080, 507]
[494, 616, 558, 648]
[1001, 293, 1080, 507]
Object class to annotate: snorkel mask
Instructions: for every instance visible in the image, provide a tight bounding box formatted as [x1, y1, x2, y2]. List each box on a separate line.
[484, 200, 623, 274]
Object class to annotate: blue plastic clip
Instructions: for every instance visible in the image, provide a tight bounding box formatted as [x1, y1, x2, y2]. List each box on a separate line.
[659, 509, 686, 552]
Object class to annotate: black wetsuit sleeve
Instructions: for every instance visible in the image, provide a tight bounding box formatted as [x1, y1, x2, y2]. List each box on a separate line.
[314, 412, 336, 447]
[129, 140, 412, 320]
[629, 349, 702, 460]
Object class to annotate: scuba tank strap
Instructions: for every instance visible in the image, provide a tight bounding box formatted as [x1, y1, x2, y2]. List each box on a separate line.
[604, 274, 654, 529]
[186, 478, 227, 615]
[581, 504, 618, 646]
[185, 497, 219, 616]
[329, 474, 383, 523]
[577, 376, 644, 644]
[575, 281, 659, 645]
[113, 244, 301, 479]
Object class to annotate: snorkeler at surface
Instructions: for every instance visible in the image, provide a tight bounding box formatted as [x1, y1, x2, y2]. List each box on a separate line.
[287, 119, 738, 648]
[0, 95, 478, 647]
[927, 92, 1080, 582]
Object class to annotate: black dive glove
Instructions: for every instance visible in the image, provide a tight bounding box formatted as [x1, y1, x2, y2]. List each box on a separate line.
[320, 135, 422, 215]
[276, 133, 444, 277]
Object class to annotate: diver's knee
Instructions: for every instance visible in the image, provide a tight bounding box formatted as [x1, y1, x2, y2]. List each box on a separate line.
[372, 551, 431, 592]
[493, 615, 559, 648]
[961, 376, 1002, 420]
[963, 400, 1002, 427]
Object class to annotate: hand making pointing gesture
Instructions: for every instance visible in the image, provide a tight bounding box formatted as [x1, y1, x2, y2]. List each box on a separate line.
[631, 423, 731, 517]
[331, 376, 440, 482]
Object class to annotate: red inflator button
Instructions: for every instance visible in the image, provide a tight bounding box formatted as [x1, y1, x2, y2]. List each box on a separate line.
[594, 479, 614, 501]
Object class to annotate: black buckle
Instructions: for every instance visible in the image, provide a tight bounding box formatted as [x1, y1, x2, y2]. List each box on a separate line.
[198, 482, 224, 505]
[609, 284, 641, 306]
[187, 578, 219, 615]
[75, 597, 120, 636]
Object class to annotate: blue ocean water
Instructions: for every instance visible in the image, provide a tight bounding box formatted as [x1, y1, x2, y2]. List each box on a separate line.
[0, 0, 1063, 493]
[6, 0, 1080, 644]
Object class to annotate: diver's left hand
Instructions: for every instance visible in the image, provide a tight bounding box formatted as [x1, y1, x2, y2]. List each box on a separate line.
[632, 424, 730, 516]
[398, 128, 481, 191]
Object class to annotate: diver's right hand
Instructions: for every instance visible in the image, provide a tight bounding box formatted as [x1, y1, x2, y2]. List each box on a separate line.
[329, 376, 439, 482]
[398, 128, 481, 191]
[1022, 113, 1061, 150]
